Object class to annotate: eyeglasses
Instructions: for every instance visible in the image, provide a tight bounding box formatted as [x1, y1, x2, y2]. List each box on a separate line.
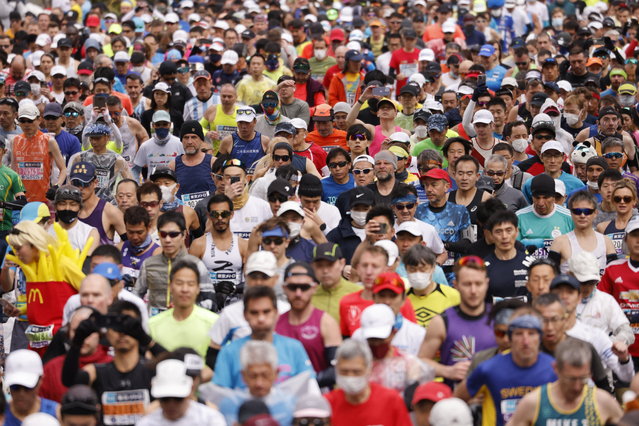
[534, 134, 553, 141]
[614, 195, 634, 203]
[140, 201, 160, 209]
[571, 208, 595, 216]
[263, 237, 285, 245]
[0, 44, 10, 49]
[159, 230, 183, 239]
[268, 194, 288, 203]
[394, 202, 415, 210]
[18, 118, 34, 124]
[209, 210, 232, 218]
[71, 179, 93, 188]
[542, 315, 565, 325]
[328, 160, 349, 169]
[285, 283, 312, 292]
[485, 170, 505, 177]
[349, 134, 367, 141]
[353, 168, 372, 175]
[64, 111, 80, 117]
[603, 152, 624, 159]
[273, 154, 290, 162]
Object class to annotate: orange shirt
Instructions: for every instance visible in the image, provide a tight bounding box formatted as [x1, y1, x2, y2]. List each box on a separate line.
[306, 128, 348, 152]
[12, 131, 51, 202]
[423, 23, 465, 42]
[84, 91, 134, 116]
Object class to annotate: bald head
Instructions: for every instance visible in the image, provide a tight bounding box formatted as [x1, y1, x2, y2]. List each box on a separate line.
[459, 60, 474, 75]
[79, 274, 113, 314]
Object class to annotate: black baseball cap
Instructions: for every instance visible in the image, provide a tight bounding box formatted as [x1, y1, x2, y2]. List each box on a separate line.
[150, 167, 177, 182]
[313, 242, 344, 262]
[349, 186, 375, 208]
[550, 273, 580, 290]
[531, 173, 556, 197]
[284, 261, 318, 283]
[267, 178, 295, 198]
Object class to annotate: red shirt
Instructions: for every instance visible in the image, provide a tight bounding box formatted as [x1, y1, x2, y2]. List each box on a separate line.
[325, 382, 412, 426]
[323, 65, 341, 91]
[84, 91, 134, 116]
[389, 49, 420, 92]
[294, 82, 326, 106]
[295, 142, 328, 172]
[598, 258, 639, 356]
[306, 129, 348, 152]
[339, 290, 416, 337]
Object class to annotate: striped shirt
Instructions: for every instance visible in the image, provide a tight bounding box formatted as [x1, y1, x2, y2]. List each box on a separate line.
[183, 94, 216, 122]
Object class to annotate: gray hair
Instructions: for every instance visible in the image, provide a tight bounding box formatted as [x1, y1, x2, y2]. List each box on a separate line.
[555, 337, 592, 369]
[418, 149, 443, 165]
[602, 137, 624, 153]
[485, 154, 509, 170]
[240, 340, 278, 370]
[336, 339, 372, 368]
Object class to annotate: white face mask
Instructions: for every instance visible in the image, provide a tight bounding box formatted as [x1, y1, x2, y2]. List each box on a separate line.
[336, 374, 368, 395]
[314, 49, 327, 60]
[288, 221, 302, 239]
[30, 84, 41, 96]
[414, 125, 428, 140]
[133, 66, 145, 74]
[160, 183, 177, 203]
[491, 8, 502, 17]
[350, 211, 367, 227]
[511, 138, 529, 153]
[408, 271, 432, 290]
[552, 17, 563, 28]
[587, 180, 598, 190]
[564, 113, 580, 126]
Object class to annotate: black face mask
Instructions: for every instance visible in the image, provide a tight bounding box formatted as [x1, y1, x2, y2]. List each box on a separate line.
[56, 209, 78, 224]
[210, 53, 222, 63]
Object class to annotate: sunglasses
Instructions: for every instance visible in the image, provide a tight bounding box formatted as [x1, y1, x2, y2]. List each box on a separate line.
[262, 102, 277, 109]
[477, 101, 488, 107]
[328, 160, 349, 169]
[159, 396, 184, 402]
[534, 134, 553, 141]
[515, 62, 528, 67]
[223, 159, 243, 168]
[353, 168, 372, 175]
[457, 255, 486, 268]
[485, 170, 505, 177]
[209, 210, 232, 218]
[71, 179, 93, 188]
[273, 154, 290, 162]
[177, 67, 190, 74]
[268, 194, 288, 203]
[614, 195, 633, 203]
[159, 230, 183, 239]
[64, 111, 80, 117]
[603, 152, 623, 159]
[15, 92, 27, 97]
[262, 237, 285, 245]
[286, 283, 312, 292]
[394, 202, 415, 210]
[18, 117, 34, 124]
[571, 208, 595, 216]
[349, 134, 367, 141]
[140, 201, 160, 209]
[494, 329, 507, 338]
[237, 109, 255, 116]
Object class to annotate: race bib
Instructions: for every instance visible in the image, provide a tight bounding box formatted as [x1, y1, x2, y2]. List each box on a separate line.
[25, 324, 54, 348]
[216, 125, 237, 141]
[209, 271, 237, 283]
[18, 162, 43, 180]
[95, 168, 110, 189]
[181, 191, 210, 209]
[531, 239, 554, 259]
[121, 266, 140, 279]
[500, 398, 519, 423]
[609, 232, 625, 255]
[443, 250, 456, 266]
[399, 63, 418, 77]
[102, 389, 149, 426]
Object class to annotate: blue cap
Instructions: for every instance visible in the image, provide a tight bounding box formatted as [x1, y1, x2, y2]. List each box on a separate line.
[85, 123, 111, 137]
[19, 202, 50, 223]
[479, 44, 496, 57]
[70, 161, 96, 183]
[508, 314, 543, 336]
[550, 273, 580, 290]
[262, 227, 288, 238]
[83, 39, 101, 51]
[427, 114, 448, 132]
[167, 49, 182, 61]
[543, 81, 560, 93]
[345, 49, 363, 62]
[188, 55, 204, 64]
[92, 262, 122, 281]
[132, 17, 145, 32]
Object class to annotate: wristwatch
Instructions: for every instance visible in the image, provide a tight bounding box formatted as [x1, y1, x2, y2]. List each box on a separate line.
[320, 223, 326, 231]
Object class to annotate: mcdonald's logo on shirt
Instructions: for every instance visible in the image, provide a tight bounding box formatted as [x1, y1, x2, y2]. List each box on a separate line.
[27, 288, 43, 304]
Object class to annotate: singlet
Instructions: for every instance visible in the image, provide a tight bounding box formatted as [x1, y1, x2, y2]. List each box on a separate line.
[533, 383, 601, 426]
[276, 308, 327, 373]
[604, 220, 628, 255]
[559, 231, 606, 275]
[370, 125, 402, 157]
[448, 188, 485, 225]
[118, 118, 137, 165]
[4, 397, 58, 426]
[13, 131, 51, 202]
[440, 305, 496, 368]
[93, 361, 153, 426]
[121, 240, 160, 282]
[201, 233, 243, 286]
[604, 220, 626, 235]
[52, 221, 95, 252]
[231, 131, 265, 174]
[470, 137, 498, 168]
[175, 154, 216, 208]
[210, 104, 238, 151]
[77, 151, 118, 202]
[80, 198, 111, 245]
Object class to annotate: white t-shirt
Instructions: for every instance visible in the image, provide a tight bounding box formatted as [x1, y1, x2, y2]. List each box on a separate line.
[62, 289, 150, 331]
[137, 400, 226, 426]
[397, 219, 446, 255]
[133, 136, 185, 176]
[576, 290, 631, 342]
[317, 201, 340, 234]
[49, 221, 97, 252]
[209, 299, 291, 345]
[249, 170, 277, 201]
[230, 196, 273, 239]
[352, 317, 425, 356]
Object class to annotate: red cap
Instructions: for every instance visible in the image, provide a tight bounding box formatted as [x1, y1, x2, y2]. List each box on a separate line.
[86, 15, 100, 27]
[421, 168, 452, 185]
[330, 28, 345, 41]
[373, 271, 405, 294]
[412, 382, 453, 405]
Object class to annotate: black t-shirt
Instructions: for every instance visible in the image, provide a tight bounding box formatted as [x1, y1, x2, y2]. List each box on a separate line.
[561, 118, 589, 138]
[484, 249, 531, 299]
[565, 71, 598, 87]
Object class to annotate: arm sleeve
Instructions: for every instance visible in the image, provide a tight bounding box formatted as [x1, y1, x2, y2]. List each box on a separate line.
[462, 99, 477, 138]
[134, 262, 148, 298]
[61, 344, 89, 387]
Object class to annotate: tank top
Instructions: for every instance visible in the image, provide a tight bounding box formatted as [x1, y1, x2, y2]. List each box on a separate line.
[201, 233, 243, 286]
[604, 219, 628, 256]
[174, 153, 216, 208]
[470, 137, 498, 168]
[276, 308, 327, 373]
[440, 305, 495, 367]
[604, 220, 626, 235]
[448, 188, 485, 242]
[118, 118, 137, 166]
[370, 125, 402, 157]
[231, 131, 265, 174]
[121, 239, 160, 281]
[13, 131, 51, 202]
[4, 397, 58, 426]
[533, 383, 601, 426]
[94, 361, 153, 426]
[77, 151, 118, 202]
[211, 104, 238, 151]
[559, 231, 606, 275]
[80, 198, 112, 245]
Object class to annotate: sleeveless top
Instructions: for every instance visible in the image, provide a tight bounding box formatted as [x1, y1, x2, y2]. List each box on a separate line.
[370, 125, 402, 157]
[604, 220, 625, 235]
[533, 383, 601, 426]
[121, 239, 160, 281]
[4, 397, 58, 426]
[559, 231, 606, 275]
[470, 137, 498, 168]
[448, 188, 486, 242]
[13, 131, 51, 202]
[211, 104, 238, 143]
[80, 198, 111, 245]
[77, 151, 118, 202]
[174, 153, 216, 208]
[231, 131, 265, 174]
[440, 305, 495, 367]
[604, 220, 628, 256]
[118, 118, 137, 166]
[276, 308, 327, 373]
[201, 233, 243, 286]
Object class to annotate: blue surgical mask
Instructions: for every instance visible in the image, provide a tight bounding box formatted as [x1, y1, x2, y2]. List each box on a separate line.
[155, 127, 170, 139]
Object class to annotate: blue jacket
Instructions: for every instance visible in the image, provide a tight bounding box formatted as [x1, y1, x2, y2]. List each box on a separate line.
[327, 218, 362, 265]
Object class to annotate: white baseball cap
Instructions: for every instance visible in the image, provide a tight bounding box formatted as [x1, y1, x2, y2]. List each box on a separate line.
[277, 201, 305, 218]
[51, 65, 67, 77]
[173, 30, 189, 44]
[30, 50, 45, 67]
[349, 29, 365, 41]
[18, 102, 40, 120]
[568, 251, 600, 282]
[390, 132, 410, 144]
[236, 106, 257, 123]
[353, 154, 375, 166]
[472, 109, 494, 124]
[541, 140, 565, 155]
[374, 240, 399, 266]
[557, 80, 573, 92]
[151, 359, 193, 399]
[246, 251, 278, 277]
[419, 48, 435, 62]
[5, 349, 43, 388]
[114, 51, 130, 63]
[333, 102, 351, 115]
[442, 19, 456, 33]
[396, 221, 422, 237]
[35, 34, 52, 47]
[425, 99, 444, 112]
[221, 50, 239, 65]
[360, 304, 395, 339]
[554, 179, 566, 197]
[408, 73, 426, 87]
[626, 218, 639, 234]
[290, 118, 307, 130]
[501, 77, 518, 89]
[27, 70, 45, 82]
[164, 12, 180, 23]
[429, 398, 473, 426]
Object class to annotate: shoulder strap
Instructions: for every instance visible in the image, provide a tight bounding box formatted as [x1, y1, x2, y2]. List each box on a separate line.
[513, 171, 524, 190]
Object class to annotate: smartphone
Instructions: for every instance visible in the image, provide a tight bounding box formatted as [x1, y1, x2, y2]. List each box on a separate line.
[230, 176, 240, 184]
[93, 95, 106, 109]
[372, 87, 390, 97]
[376, 223, 388, 234]
[477, 74, 486, 86]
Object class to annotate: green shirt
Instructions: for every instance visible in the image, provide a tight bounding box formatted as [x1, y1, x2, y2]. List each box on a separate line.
[149, 305, 219, 357]
[312, 278, 361, 325]
[0, 166, 25, 231]
[309, 56, 337, 82]
[411, 129, 459, 167]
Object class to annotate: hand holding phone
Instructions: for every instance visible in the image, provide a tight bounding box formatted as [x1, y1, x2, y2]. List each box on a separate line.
[372, 87, 390, 97]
